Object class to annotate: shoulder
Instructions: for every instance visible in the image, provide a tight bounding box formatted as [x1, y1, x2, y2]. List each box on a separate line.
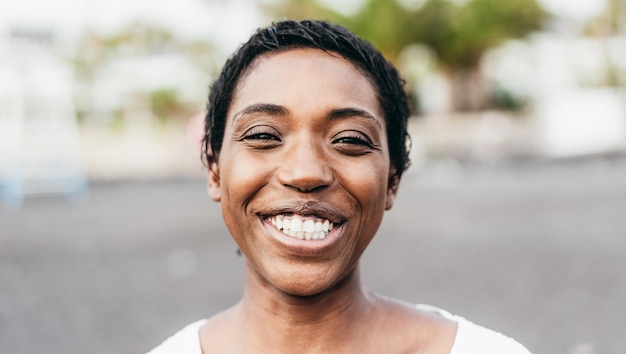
[451, 317, 532, 354]
[146, 319, 207, 354]
[373, 298, 457, 353]
[416, 304, 532, 354]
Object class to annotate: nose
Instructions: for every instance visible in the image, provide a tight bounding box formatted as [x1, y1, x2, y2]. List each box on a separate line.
[277, 138, 333, 193]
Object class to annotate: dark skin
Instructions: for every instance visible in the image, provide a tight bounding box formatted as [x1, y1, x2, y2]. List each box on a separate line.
[200, 268, 456, 353]
[202, 49, 457, 353]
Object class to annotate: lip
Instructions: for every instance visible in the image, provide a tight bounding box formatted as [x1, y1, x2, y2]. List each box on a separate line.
[257, 201, 347, 257]
[261, 217, 344, 257]
[259, 201, 346, 224]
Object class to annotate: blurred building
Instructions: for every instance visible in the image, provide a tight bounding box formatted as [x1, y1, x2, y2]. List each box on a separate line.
[411, 32, 626, 162]
[487, 33, 626, 158]
[0, 28, 87, 208]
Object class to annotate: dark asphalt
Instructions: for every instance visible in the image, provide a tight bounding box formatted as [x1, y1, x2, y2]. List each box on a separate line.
[1, 156, 625, 354]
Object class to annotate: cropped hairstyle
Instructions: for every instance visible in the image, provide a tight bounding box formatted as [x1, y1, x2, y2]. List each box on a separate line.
[202, 19, 411, 182]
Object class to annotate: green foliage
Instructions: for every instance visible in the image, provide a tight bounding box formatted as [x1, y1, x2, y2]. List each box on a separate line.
[340, 0, 416, 61]
[408, 0, 545, 70]
[265, 0, 545, 69]
[260, 0, 340, 23]
[150, 89, 184, 122]
[586, 0, 626, 35]
[264, 0, 546, 111]
[584, 0, 625, 87]
[100, 23, 179, 56]
[73, 22, 217, 123]
[490, 85, 527, 112]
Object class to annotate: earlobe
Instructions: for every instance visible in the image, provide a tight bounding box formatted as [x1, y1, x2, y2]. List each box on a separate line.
[385, 175, 399, 210]
[207, 164, 221, 202]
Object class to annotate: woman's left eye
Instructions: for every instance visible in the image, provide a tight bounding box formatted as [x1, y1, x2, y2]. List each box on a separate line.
[334, 135, 372, 146]
[245, 132, 280, 141]
[332, 132, 377, 154]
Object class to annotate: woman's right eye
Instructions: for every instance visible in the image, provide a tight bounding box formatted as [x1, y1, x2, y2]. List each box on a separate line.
[240, 126, 282, 148]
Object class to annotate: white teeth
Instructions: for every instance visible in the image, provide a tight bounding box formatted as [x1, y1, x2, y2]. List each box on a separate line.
[290, 218, 303, 233]
[303, 220, 315, 233]
[269, 214, 335, 241]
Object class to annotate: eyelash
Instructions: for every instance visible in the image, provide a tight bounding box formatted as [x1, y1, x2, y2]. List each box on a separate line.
[333, 133, 374, 148]
[242, 127, 281, 141]
[239, 127, 376, 152]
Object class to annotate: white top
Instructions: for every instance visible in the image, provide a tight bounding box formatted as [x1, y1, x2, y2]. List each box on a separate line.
[147, 305, 532, 354]
[417, 304, 532, 354]
[147, 320, 206, 354]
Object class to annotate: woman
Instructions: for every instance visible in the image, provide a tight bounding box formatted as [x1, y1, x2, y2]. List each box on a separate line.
[149, 20, 532, 353]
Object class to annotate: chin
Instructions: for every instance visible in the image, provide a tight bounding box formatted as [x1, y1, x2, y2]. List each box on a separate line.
[262, 261, 354, 298]
[278, 284, 328, 297]
[281, 278, 334, 298]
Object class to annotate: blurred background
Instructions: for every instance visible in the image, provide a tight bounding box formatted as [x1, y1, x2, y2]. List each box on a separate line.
[0, 0, 625, 353]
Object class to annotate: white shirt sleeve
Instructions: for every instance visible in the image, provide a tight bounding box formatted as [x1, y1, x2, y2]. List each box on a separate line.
[415, 304, 532, 354]
[146, 319, 208, 354]
[450, 317, 532, 354]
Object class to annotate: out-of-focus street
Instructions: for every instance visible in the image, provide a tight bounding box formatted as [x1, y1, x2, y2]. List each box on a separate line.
[1, 156, 625, 354]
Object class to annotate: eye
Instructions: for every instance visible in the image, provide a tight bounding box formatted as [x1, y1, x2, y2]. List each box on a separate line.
[243, 126, 280, 140]
[334, 135, 371, 146]
[332, 131, 377, 154]
[246, 132, 280, 141]
[240, 125, 282, 148]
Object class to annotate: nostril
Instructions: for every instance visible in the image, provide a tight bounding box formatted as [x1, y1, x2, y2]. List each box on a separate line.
[288, 183, 329, 194]
[279, 167, 333, 193]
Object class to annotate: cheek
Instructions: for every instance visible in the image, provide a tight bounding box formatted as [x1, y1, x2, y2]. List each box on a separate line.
[218, 161, 258, 250]
[338, 160, 390, 213]
[223, 167, 250, 199]
[218, 153, 274, 240]
[221, 153, 270, 200]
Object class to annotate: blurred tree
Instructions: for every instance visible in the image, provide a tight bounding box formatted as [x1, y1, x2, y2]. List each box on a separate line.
[409, 0, 546, 110]
[263, 0, 546, 112]
[261, 0, 414, 61]
[339, 0, 417, 61]
[150, 88, 189, 122]
[74, 23, 216, 124]
[261, 0, 338, 21]
[586, 0, 625, 87]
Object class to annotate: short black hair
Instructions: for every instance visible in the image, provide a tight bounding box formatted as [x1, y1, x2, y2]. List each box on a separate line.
[202, 19, 411, 182]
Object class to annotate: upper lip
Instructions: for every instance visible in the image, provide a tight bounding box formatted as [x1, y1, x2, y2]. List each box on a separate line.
[258, 201, 347, 224]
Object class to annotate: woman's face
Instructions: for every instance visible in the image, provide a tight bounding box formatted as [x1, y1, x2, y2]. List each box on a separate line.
[208, 48, 397, 296]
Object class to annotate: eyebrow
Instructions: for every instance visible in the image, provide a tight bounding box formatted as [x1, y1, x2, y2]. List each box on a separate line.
[231, 103, 382, 129]
[231, 103, 287, 125]
[328, 107, 382, 129]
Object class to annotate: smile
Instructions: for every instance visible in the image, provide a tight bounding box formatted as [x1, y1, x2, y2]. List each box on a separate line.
[267, 214, 334, 240]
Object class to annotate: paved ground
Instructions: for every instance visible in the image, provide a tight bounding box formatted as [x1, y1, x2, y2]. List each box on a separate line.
[1, 155, 625, 354]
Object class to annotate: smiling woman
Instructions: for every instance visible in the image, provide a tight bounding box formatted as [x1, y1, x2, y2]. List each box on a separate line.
[147, 20, 532, 354]
[214, 47, 392, 298]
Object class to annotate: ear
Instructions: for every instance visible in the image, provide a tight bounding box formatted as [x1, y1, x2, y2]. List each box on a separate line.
[385, 173, 399, 210]
[207, 155, 221, 202]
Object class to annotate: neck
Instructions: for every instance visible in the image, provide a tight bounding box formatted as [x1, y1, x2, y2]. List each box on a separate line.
[233, 263, 376, 352]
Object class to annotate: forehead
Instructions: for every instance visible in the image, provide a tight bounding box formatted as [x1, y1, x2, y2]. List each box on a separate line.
[230, 48, 382, 120]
